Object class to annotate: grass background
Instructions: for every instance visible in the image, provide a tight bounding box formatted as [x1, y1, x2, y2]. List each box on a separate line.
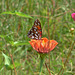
[0, 0, 75, 75]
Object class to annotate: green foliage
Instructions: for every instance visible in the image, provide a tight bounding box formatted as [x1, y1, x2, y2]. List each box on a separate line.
[2, 52, 21, 70]
[2, 52, 11, 66]
[0, 11, 32, 18]
[0, 0, 75, 75]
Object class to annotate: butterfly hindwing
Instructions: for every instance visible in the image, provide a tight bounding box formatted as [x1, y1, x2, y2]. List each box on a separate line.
[28, 19, 42, 39]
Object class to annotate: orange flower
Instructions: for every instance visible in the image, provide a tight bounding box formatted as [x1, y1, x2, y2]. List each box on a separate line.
[29, 37, 58, 53]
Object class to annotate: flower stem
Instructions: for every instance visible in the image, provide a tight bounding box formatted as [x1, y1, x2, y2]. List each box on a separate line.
[39, 54, 46, 75]
[39, 57, 44, 75]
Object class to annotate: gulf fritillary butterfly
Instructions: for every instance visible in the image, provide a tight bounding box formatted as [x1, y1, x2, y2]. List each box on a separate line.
[28, 19, 42, 39]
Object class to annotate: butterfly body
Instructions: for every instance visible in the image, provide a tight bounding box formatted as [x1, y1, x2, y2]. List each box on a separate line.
[28, 19, 42, 39]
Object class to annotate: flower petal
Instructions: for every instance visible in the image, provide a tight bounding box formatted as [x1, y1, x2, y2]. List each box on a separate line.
[49, 40, 58, 51]
[71, 13, 75, 21]
[29, 38, 58, 53]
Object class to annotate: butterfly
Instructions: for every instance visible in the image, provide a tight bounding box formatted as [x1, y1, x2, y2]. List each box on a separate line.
[28, 19, 42, 39]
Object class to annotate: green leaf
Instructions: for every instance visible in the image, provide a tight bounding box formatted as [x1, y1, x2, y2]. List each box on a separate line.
[10, 41, 29, 46]
[0, 11, 32, 18]
[2, 52, 11, 66]
[0, 11, 15, 15]
[15, 11, 32, 18]
[2, 53, 20, 70]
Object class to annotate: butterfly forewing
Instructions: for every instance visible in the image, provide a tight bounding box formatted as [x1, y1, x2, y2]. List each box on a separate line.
[28, 19, 42, 39]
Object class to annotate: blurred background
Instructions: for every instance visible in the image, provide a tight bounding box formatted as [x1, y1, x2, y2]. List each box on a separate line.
[0, 0, 75, 75]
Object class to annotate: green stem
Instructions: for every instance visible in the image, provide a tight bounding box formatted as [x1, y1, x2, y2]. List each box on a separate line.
[11, 69, 12, 75]
[39, 57, 44, 75]
[39, 53, 46, 75]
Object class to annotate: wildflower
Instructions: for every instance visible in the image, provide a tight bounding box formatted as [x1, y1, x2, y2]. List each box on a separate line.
[29, 37, 58, 53]
[71, 13, 75, 21]
[70, 28, 74, 31]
